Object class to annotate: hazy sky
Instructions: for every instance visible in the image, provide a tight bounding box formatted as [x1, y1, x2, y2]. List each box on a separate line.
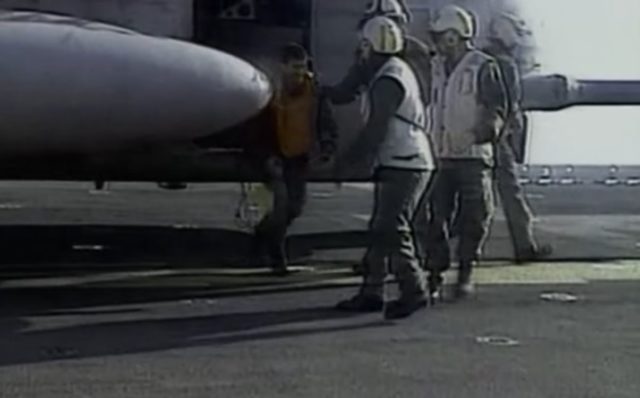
[521, 0, 640, 165]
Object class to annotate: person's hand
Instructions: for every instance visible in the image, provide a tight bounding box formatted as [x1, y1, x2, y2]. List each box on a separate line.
[474, 117, 503, 145]
[507, 112, 524, 133]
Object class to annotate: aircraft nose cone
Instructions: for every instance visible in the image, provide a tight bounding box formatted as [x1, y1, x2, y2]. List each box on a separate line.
[0, 18, 274, 154]
[214, 60, 273, 131]
[250, 69, 273, 114]
[249, 69, 273, 109]
[172, 46, 273, 138]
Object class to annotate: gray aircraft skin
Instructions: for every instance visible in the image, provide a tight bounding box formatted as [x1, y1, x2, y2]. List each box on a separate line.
[0, 0, 638, 183]
[0, 10, 272, 157]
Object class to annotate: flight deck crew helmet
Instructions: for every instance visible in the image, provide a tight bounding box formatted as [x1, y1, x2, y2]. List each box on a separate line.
[489, 12, 527, 49]
[360, 16, 405, 55]
[363, 0, 411, 26]
[430, 4, 475, 39]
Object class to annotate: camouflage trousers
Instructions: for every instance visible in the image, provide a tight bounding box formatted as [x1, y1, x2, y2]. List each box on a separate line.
[495, 139, 538, 257]
[360, 168, 433, 300]
[417, 159, 494, 278]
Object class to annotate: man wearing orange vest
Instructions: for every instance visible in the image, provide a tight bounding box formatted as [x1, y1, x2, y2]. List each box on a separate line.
[252, 43, 337, 275]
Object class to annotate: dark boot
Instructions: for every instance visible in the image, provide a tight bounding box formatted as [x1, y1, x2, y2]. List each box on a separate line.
[427, 273, 444, 306]
[351, 262, 366, 276]
[514, 243, 553, 264]
[384, 294, 427, 320]
[249, 230, 269, 267]
[336, 292, 384, 312]
[453, 261, 475, 300]
[267, 241, 289, 276]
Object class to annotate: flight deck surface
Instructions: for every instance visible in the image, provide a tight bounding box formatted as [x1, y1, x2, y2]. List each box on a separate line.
[0, 181, 638, 397]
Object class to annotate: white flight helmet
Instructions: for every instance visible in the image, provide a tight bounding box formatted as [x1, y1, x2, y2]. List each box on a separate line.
[430, 5, 475, 39]
[360, 16, 405, 54]
[489, 12, 527, 49]
[364, 0, 411, 26]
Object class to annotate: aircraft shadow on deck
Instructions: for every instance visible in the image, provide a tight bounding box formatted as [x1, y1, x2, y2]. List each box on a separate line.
[0, 289, 388, 367]
[0, 280, 637, 367]
[0, 224, 638, 269]
[0, 225, 368, 268]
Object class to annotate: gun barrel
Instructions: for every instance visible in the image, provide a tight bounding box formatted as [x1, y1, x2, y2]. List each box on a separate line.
[522, 74, 640, 111]
[575, 80, 640, 106]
